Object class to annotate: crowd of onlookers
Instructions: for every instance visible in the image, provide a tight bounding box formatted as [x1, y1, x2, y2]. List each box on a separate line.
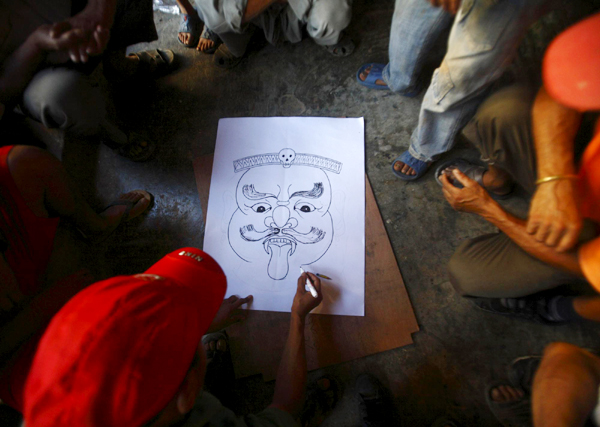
[0, 0, 599, 426]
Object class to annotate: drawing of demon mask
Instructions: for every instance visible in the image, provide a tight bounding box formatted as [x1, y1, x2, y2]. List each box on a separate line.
[228, 149, 341, 281]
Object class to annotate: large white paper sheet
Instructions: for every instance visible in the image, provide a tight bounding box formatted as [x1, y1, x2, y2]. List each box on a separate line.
[203, 117, 365, 316]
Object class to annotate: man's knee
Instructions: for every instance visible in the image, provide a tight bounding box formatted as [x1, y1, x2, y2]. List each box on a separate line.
[470, 85, 534, 140]
[22, 67, 106, 136]
[542, 343, 592, 365]
[307, 0, 351, 45]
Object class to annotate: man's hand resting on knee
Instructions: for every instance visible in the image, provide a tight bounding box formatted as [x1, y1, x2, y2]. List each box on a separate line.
[527, 180, 582, 253]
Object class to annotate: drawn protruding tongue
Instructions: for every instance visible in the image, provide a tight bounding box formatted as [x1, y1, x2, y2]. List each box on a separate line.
[267, 240, 293, 280]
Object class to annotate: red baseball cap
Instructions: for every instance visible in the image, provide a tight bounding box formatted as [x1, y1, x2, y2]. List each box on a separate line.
[543, 12, 600, 111]
[24, 248, 226, 427]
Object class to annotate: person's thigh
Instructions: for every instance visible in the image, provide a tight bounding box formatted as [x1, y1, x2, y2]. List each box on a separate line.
[448, 232, 585, 298]
[462, 84, 538, 193]
[427, 0, 550, 114]
[21, 66, 106, 136]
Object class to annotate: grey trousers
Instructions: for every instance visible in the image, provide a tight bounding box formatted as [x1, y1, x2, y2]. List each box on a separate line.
[448, 85, 587, 298]
[219, 0, 352, 57]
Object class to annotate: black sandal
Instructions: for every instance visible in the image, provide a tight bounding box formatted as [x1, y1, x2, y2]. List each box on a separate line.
[300, 375, 340, 427]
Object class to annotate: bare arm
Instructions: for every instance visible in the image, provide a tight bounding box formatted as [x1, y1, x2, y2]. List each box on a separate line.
[527, 86, 583, 252]
[0, 23, 104, 108]
[533, 343, 600, 427]
[242, 0, 284, 23]
[270, 273, 322, 416]
[441, 170, 583, 276]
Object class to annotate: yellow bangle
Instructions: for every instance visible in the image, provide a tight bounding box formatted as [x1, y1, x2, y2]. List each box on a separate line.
[535, 174, 579, 185]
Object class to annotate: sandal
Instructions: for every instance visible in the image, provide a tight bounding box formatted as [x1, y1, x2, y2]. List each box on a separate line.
[508, 356, 541, 395]
[300, 375, 341, 427]
[214, 44, 243, 69]
[202, 331, 235, 404]
[178, 13, 202, 48]
[466, 296, 567, 325]
[80, 190, 154, 242]
[435, 158, 515, 200]
[391, 150, 431, 181]
[485, 382, 531, 427]
[128, 49, 176, 79]
[356, 63, 389, 90]
[322, 32, 355, 57]
[117, 132, 156, 162]
[198, 26, 222, 54]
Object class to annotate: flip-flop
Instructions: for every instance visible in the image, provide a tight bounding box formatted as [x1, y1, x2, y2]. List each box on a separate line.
[117, 132, 156, 162]
[214, 44, 243, 69]
[198, 26, 222, 54]
[178, 13, 202, 48]
[300, 375, 341, 427]
[128, 49, 176, 79]
[356, 63, 389, 90]
[485, 381, 532, 427]
[322, 32, 355, 57]
[435, 158, 515, 200]
[101, 190, 154, 223]
[508, 356, 541, 395]
[391, 150, 430, 180]
[79, 190, 154, 242]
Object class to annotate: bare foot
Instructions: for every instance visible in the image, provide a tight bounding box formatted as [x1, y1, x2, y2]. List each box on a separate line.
[203, 337, 227, 362]
[197, 36, 215, 52]
[393, 158, 431, 177]
[359, 65, 387, 86]
[179, 31, 196, 47]
[490, 384, 525, 403]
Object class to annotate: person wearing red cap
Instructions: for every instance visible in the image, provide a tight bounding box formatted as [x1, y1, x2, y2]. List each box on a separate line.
[435, 12, 600, 426]
[22, 247, 323, 427]
[0, 144, 153, 413]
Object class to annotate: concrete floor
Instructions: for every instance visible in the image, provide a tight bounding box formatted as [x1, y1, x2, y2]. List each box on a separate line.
[12, 1, 600, 426]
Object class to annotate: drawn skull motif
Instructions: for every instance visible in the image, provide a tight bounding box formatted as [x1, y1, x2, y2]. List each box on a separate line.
[278, 148, 296, 168]
[228, 164, 333, 281]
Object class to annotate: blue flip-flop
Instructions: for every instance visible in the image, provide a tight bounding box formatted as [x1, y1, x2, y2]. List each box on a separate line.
[356, 63, 389, 90]
[391, 150, 430, 181]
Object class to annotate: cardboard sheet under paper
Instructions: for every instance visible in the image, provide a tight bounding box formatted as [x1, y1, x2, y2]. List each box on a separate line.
[203, 117, 365, 316]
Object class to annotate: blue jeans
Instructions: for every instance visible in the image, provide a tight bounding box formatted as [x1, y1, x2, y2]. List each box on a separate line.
[383, 0, 553, 163]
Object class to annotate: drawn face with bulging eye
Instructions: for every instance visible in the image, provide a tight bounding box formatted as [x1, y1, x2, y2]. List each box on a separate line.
[228, 165, 334, 281]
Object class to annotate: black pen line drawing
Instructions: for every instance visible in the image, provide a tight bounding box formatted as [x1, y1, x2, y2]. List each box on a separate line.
[228, 148, 342, 281]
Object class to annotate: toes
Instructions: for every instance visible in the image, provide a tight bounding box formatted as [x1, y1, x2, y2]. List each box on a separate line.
[216, 338, 227, 352]
[393, 161, 404, 172]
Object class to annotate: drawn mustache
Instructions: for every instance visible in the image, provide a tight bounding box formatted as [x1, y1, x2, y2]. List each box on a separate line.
[240, 225, 325, 244]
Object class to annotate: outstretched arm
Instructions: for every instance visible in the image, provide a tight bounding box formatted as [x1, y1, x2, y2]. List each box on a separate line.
[527, 86, 583, 252]
[0, 23, 108, 108]
[270, 273, 322, 416]
[441, 170, 583, 276]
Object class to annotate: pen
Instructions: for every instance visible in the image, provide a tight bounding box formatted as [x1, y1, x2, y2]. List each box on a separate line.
[299, 267, 319, 298]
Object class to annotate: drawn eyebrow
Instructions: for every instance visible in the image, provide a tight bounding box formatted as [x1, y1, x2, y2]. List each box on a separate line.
[290, 183, 323, 199]
[242, 184, 277, 200]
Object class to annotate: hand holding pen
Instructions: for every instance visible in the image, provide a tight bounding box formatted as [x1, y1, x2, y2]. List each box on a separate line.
[292, 272, 322, 318]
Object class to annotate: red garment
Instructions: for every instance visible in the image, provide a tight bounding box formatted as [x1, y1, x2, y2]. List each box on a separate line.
[24, 248, 227, 427]
[0, 145, 59, 296]
[0, 145, 60, 411]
